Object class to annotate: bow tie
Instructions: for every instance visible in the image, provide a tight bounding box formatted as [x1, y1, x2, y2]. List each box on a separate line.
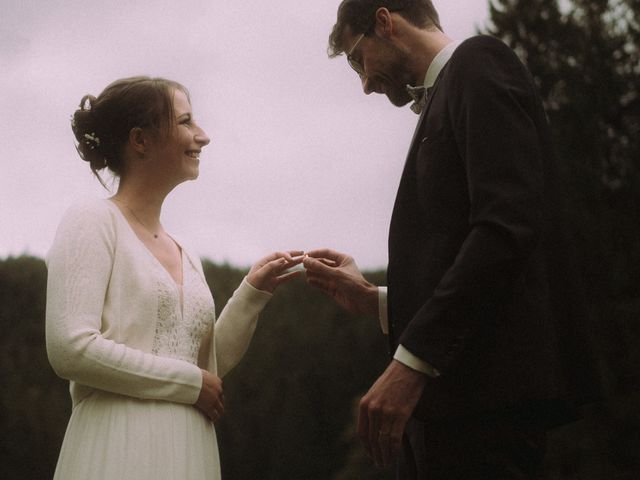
[406, 84, 430, 114]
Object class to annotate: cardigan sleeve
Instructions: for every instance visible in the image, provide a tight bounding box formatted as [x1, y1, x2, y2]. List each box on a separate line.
[211, 278, 272, 378]
[45, 202, 202, 405]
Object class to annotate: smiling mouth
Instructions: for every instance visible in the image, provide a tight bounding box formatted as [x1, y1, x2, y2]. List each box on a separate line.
[186, 151, 200, 160]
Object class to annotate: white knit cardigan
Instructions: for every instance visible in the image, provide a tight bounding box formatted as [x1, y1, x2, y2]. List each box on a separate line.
[46, 199, 271, 408]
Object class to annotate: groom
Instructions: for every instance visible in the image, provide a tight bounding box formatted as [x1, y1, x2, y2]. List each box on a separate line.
[304, 1, 598, 478]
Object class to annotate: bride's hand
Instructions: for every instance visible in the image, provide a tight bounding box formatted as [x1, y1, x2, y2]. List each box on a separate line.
[247, 250, 305, 293]
[195, 369, 225, 422]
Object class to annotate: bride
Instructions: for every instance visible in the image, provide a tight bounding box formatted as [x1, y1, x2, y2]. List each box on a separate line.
[46, 76, 302, 479]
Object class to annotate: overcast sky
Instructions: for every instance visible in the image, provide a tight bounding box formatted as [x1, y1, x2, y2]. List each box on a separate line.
[0, 0, 490, 269]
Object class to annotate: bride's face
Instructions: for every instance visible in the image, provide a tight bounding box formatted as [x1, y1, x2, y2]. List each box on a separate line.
[155, 89, 210, 183]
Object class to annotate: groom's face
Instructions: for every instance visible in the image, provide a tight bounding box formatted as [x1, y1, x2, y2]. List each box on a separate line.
[344, 27, 414, 108]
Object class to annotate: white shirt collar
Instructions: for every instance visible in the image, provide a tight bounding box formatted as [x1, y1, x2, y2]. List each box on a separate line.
[406, 41, 460, 114]
[423, 41, 459, 89]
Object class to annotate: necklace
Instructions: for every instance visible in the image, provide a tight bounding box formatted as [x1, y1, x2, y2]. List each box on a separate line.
[113, 198, 160, 239]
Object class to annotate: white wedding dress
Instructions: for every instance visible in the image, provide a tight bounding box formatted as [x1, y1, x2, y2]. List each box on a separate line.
[46, 199, 271, 479]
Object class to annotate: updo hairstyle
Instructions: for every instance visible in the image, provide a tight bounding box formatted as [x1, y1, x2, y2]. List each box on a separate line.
[71, 76, 189, 184]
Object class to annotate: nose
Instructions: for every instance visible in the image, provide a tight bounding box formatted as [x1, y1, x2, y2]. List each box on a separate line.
[195, 126, 211, 147]
[362, 76, 374, 95]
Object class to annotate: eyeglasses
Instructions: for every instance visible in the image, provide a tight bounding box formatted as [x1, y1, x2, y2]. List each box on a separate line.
[346, 32, 368, 78]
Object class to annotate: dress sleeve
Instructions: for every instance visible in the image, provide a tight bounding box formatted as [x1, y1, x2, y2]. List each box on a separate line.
[45, 202, 202, 405]
[211, 278, 272, 378]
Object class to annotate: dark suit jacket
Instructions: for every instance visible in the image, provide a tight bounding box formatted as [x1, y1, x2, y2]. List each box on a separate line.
[387, 35, 599, 425]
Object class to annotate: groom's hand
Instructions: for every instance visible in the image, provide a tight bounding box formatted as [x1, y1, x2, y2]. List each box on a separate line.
[358, 360, 426, 469]
[303, 249, 378, 316]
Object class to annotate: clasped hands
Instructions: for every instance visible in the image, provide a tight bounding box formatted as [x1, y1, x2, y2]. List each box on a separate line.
[198, 248, 426, 469]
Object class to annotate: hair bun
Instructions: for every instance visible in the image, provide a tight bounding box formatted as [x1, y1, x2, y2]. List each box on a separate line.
[79, 94, 96, 112]
[72, 94, 107, 171]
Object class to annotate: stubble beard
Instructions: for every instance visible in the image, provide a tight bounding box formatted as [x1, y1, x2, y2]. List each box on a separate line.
[381, 44, 416, 108]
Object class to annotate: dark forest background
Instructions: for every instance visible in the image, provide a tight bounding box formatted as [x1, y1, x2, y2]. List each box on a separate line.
[1, 0, 639, 478]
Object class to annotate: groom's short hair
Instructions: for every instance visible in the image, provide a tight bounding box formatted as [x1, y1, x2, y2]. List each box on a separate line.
[328, 0, 442, 58]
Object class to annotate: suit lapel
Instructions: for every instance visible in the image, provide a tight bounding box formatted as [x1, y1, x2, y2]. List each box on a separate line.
[389, 73, 446, 248]
[407, 76, 442, 156]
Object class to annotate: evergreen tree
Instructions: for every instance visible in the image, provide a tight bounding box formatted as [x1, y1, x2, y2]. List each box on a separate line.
[487, 0, 640, 299]
[485, 2, 640, 477]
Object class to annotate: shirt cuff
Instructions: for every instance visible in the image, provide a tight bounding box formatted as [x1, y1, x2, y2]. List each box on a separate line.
[378, 287, 389, 334]
[394, 345, 441, 378]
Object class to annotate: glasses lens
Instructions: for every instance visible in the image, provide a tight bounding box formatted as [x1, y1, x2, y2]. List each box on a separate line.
[348, 57, 365, 77]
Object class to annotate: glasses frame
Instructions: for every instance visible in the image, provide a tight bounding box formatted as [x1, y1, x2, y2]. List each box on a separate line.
[346, 31, 369, 78]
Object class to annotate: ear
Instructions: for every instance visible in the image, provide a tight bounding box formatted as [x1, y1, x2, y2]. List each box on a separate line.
[129, 127, 147, 156]
[374, 7, 394, 39]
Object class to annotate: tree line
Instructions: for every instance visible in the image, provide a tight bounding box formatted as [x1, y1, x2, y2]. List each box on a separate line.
[1, 252, 638, 479]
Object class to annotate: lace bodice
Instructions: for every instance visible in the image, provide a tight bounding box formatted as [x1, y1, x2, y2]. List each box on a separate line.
[151, 253, 215, 365]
